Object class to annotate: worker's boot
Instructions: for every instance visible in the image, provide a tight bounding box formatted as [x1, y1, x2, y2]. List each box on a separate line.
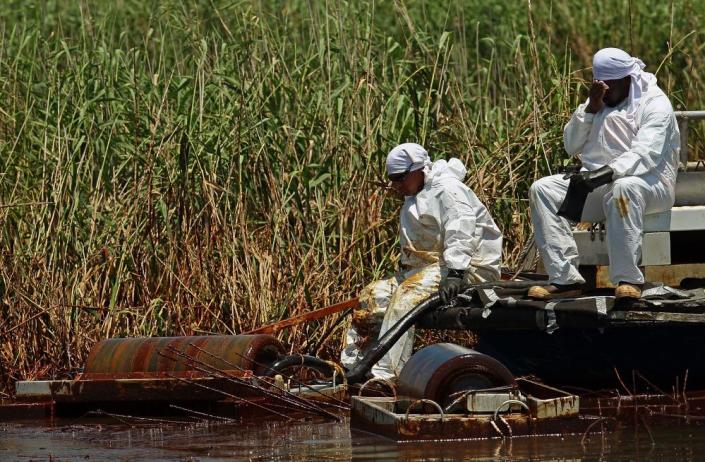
[527, 283, 584, 300]
[615, 282, 642, 299]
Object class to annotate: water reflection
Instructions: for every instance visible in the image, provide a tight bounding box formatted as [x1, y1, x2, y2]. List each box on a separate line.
[2, 417, 705, 461]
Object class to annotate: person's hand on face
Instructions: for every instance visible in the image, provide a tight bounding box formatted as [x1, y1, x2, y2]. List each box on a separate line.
[586, 80, 609, 113]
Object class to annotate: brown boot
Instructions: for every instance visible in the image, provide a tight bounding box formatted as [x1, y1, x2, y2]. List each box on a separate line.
[527, 283, 584, 300]
[615, 282, 642, 299]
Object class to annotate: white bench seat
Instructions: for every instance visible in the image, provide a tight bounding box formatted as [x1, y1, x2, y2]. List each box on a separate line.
[573, 205, 705, 267]
[644, 205, 705, 232]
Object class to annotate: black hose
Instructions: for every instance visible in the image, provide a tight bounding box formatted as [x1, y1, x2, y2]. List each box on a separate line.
[343, 280, 549, 384]
[266, 354, 335, 378]
[345, 294, 442, 384]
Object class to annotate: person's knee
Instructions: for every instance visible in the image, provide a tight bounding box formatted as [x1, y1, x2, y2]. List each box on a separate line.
[360, 278, 396, 309]
[604, 178, 645, 217]
[387, 286, 433, 315]
[611, 177, 642, 198]
[529, 177, 550, 204]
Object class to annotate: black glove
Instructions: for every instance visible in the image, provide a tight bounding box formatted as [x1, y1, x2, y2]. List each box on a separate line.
[564, 165, 614, 192]
[439, 269, 465, 305]
[557, 166, 614, 222]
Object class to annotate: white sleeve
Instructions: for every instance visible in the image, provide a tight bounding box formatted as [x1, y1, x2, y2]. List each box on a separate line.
[608, 110, 675, 177]
[563, 102, 594, 156]
[438, 185, 477, 271]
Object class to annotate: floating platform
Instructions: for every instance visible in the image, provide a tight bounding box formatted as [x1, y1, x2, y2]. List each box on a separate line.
[1, 333, 348, 423]
[416, 283, 705, 387]
[352, 378, 586, 441]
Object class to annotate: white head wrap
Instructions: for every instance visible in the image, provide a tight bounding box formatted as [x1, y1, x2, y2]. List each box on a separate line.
[385, 143, 431, 175]
[592, 47, 654, 120]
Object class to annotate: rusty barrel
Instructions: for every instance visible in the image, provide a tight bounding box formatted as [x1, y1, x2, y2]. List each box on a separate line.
[83, 334, 284, 378]
[397, 343, 516, 406]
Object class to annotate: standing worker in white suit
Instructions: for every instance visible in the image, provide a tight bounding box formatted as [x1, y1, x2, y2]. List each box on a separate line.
[528, 48, 680, 300]
[340, 143, 503, 379]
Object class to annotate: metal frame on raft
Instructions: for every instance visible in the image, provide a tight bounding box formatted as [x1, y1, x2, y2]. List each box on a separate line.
[351, 378, 586, 442]
[351, 377, 705, 442]
[4, 334, 349, 423]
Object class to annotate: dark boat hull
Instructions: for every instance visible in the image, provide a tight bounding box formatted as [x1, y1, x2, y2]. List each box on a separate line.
[475, 324, 705, 389]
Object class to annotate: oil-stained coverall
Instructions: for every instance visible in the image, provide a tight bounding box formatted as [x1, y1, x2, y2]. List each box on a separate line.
[341, 144, 502, 379]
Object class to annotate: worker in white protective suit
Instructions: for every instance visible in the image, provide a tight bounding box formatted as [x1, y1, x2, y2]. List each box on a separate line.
[528, 48, 680, 300]
[340, 143, 503, 379]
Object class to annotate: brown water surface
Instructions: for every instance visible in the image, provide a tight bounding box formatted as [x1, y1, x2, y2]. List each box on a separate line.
[2, 417, 705, 461]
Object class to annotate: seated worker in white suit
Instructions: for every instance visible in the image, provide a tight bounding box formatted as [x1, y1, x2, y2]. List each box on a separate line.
[528, 48, 680, 300]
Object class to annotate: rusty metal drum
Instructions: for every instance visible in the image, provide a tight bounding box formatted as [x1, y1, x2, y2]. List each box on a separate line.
[84, 334, 284, 378]
[397, 343, 516, 406]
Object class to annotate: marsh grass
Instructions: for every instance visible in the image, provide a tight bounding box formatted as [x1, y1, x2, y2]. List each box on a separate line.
[0, 0, 703, 394]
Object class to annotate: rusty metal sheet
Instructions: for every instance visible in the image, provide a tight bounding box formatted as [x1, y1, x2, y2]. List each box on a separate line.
[466, 393, 522, 414]
[350, 396, 598, 442]
[518, 379, 580, 419]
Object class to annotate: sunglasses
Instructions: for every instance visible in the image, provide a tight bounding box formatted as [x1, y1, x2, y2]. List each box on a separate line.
[388, 167, 412, 183]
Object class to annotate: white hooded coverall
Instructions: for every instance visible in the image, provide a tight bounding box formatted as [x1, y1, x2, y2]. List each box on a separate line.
[530, 49, 680, 286]
[341, 146, 502, 379]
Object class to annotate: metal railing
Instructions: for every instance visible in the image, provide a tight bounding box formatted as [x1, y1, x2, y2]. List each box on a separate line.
[675, 111, 705, 169]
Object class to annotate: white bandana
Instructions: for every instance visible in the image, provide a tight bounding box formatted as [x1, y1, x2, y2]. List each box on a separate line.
[592, 47, 654, 121]
[385, 143, 431, 175]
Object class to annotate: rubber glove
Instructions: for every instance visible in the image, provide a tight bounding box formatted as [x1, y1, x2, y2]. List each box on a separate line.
[439, 269, 465, 305]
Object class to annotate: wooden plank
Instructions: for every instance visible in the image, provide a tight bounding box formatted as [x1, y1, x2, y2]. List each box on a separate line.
[15, 377, 258, 403]
[243, 298, 359, 335]
[644, 263, 705, 286]
[593, 263, 705, 288]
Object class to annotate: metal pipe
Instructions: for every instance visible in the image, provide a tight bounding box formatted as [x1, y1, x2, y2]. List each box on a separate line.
[84, 335, 284, 377]
[675, 111, 705, 119]
[678, 116, 689, 169]
[675, 111, 705, 170]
